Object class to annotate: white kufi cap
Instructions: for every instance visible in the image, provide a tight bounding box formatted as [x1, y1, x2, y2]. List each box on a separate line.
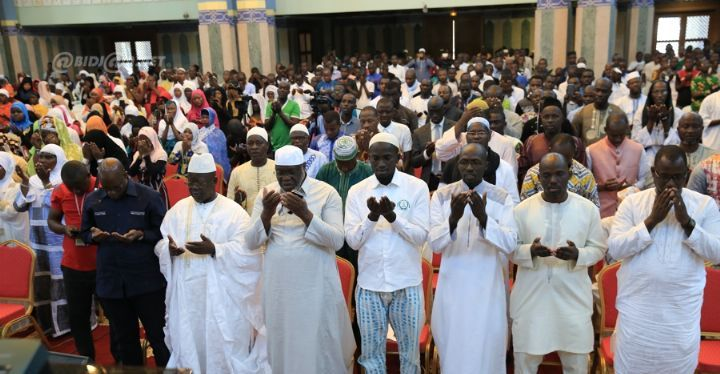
[275, 145, 305, 166]
[247, 126, 268, 142]
[369, 132, 399, 149]
[188, 153, 216, 173]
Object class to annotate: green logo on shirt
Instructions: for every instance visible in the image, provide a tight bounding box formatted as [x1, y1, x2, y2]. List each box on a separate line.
[398, 200, 410, 210]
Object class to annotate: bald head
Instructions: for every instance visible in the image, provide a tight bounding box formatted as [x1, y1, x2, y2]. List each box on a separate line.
[428, 96, 444, 110]
[679, 112, 703, 127]
[458, 143, 489, 188]
[539, 152, 568, 172]
[460, 143, 489, 160]
[539, 152, 570, 201]
[98, 158, 128, 200]
[98, 158, 125, 175]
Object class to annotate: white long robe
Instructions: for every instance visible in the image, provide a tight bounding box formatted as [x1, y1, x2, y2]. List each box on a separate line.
[608, 188, 720, 374]
[244, 178, 355, 374]
[510, 192, 607, 355]
[0, 181, 29, 243]
[155, 195, 269, 374]
[429, 180, 518, 373]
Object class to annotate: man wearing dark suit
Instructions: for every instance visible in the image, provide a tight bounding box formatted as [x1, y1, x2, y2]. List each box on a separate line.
[411, 96, 455, 191]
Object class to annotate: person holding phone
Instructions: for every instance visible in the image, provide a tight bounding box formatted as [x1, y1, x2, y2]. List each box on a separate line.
[47, 161, 101, 360]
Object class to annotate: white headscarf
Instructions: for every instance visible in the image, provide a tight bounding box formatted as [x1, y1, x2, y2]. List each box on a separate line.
[29, 144, 67, 189]
[158, 100, 189, 141]
[133, 127, 168, 167]
[172, 122, 208, 155]
[0, 152, 16, 191]
[264, 85, 278, 102]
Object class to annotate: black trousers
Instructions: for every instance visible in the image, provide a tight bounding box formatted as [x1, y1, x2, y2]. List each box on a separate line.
[61, 266, 97, 360]
[99, 289, 170, 367]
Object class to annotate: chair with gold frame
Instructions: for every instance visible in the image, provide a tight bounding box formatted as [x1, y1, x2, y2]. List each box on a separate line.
[697, 266, 720, 373]
[596, 261, 621, 374]
[0, 240, 49, 346]
[336, 256, 356, 321]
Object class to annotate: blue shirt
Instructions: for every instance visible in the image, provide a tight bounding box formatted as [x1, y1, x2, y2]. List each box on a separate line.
[81, 180, 167, 299]
[316, 80, 336, 93]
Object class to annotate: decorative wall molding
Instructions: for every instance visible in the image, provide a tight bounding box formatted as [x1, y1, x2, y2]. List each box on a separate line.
[237, 9, 269, 24]
[198, 9, 234, 25]
[631, 0, 653, 7]
[577, 0, 616, 7]
[536, 0, 568, 10]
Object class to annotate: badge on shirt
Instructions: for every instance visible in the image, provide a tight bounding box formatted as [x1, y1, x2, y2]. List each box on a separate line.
[398, 200, 410, 210]
[75, 238, 86, 247]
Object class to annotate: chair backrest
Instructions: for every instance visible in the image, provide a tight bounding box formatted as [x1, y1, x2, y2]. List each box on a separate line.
[165, 162, 179, 176]
[0, 240, 36, 302]
[215, 164, 224, 194]
[597, 261, 621, 335]
[701, 267, 720, 335]
[336, 257, 355, 314]
[164, 174, 190, 208]
[421, 259, 433, 319]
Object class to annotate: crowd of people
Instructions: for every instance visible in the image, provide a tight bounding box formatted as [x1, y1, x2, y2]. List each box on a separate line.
[1, 40, 720, 374]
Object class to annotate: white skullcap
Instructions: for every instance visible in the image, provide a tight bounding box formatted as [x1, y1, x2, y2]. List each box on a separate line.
[113, 86, 124, 94]
[0, 89, 8, 97]
[467, 117, 490, 131]
[275, 145, 305, 166]
[418, 48, 426, 53]
[247, 126, 268, 142]
[290, 123, 309, 135]
[577, 62, 587, 69]
[612, 67, 622, 74]
[369, 132, 399, 149]
[626, 71, 641, 82]
[188, 153, 216, 173]
[124, 105, 139, 116]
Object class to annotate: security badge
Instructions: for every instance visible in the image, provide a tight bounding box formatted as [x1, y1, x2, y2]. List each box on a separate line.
[398, 200, 410, 210]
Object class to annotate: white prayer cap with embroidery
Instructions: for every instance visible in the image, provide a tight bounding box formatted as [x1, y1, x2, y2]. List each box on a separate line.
[467, 117, 490, 131]
[626, 71, 641, 82]
[275, 145, 305, 166]
[290, 124, 309, 135]
[188, 153, 216, 173]
[247, 126, 268, 142]
[369, 132, 399, 149]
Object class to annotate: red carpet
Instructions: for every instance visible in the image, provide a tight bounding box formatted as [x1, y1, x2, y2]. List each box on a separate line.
[47, 325, 156, 367]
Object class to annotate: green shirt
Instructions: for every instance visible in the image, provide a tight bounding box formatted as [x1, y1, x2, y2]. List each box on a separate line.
[315, 160, 374, 208]
[265, 100, 301, 151]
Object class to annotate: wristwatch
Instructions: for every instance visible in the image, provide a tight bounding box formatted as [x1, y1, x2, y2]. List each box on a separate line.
[682, 218, 695, 232]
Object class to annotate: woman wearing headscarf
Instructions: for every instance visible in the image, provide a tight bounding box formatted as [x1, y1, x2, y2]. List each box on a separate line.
[129, 126, 169, 204]
[186, 89, 219, 127]
[169, 122, 208, 175]
[197, 107, 231, 180]
[171, 83, 191, 115]
[13, 144, 70, 337]
[47, 107, 82, 146]
[9, 101, 34, 148]
[81, 88, 111, 124]
[27, 114, 83, 176]
[0, 151, 29, 243]
[15, 76, 36, 104]
[83, 117, 130, 176]
[86, 114, 124, 150]
[158, 100, 188, 154]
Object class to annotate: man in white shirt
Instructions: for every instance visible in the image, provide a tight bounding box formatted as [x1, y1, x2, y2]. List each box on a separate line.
[628, 51, 646, 72]
[289, 124, 328, 178]
[409, 79, 433, 128]
[500, 71, 525, 112]
[609, 145, 720, 373]
[511, 152, 606, 374]
[699, 90, 720, 151]
[290, 73, 315, 119]
[388, 54, 406, 82]
[401, 69, 420, 101]
[612, 71, 647, 124]
[345, 132, 430, 374]
[376, 98, 412, 170]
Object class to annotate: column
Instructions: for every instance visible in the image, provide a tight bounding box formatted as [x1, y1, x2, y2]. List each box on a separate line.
[0, 1, 20, 78]
[236, 0, 277, 75]
[197, 0, 237, 75]
[627, 0, 654, 56]
[534, 0, 569, 69]
[575, 0, 617, 74]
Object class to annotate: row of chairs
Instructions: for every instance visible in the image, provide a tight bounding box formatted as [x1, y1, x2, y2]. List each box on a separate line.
[163, 163, 225, 208]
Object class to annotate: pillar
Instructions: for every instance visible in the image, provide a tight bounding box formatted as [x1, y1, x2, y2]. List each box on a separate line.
[0, 1, 20, 78]
[627, 0, 654, 57]
[575, 0, 617, 74]
[197, 0, 238, 76]
[236, 0, 277, 75]
[534, 0, 569, 69]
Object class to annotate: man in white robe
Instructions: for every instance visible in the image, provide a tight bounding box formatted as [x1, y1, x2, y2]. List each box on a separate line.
[156, 153, 269, 374]
[436, 104, 519, 177]
[245, 145, 355, 374]
[289, 123, 328, 178]
[609, 145, 720, 374]
[511, 152, 606, 374]
[429, 144, 518, 373]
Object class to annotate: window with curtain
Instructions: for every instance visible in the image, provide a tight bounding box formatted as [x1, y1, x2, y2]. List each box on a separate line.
[114, 41, 154, 76]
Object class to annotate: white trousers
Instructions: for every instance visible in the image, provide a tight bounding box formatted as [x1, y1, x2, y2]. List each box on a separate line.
[514, 351, 588, 374]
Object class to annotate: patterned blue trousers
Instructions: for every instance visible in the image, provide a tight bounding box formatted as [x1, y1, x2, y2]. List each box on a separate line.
[356, 285, 424, 374]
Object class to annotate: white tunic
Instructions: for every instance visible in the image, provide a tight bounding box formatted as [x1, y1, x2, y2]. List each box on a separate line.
[510, 192, 607, 355]
[609, 188, 720, 374]
[245, 178, 355, 374]
[429, 181, 518, 373]
[0, 181, 29, 243]
[155, 195, 269, 374]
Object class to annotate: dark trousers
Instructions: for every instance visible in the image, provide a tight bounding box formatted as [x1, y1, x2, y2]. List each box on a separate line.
[99, 289, 170, 367]
[61, 266, 97, 360]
